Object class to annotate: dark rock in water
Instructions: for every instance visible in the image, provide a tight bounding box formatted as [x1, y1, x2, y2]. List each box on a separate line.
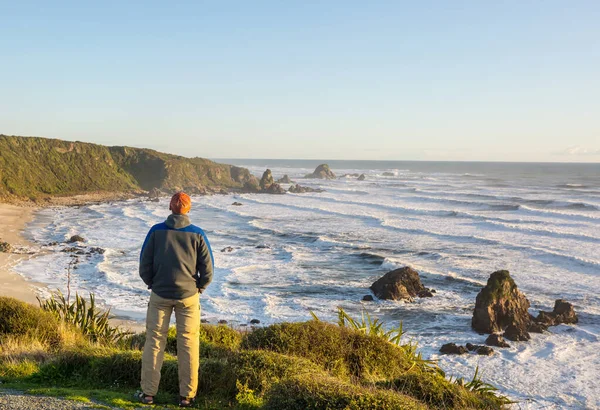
[357, 174, 366, 181]
[61, 246, 81, 253]
[201, 319, 209, 323]
[305, 164, 336, 180]
[288, 184, 325, 194]
[256, 244, 271, 249]
[535, 299, 578, 326]
[88, 247, 106, 255]
[362, 295, 374, 302]
[504, 324, 531, 341]
[260, 169, 275, 190]
[370, 266, 425, 301]
[46, 241, 59, 246]
[466, 343, 494, 356]
[440, 343, 468, 355]
[264, 183, 286, 194]
[528, 322, 548, 334]
[277, 175, 292, 184]
[472, 270, 531, 334]
[250, 319, 260, 325]
[430, 289, 436, 293]
[218, 320, 228, 325]
[221, 247, 234, 253]
[67, 235, 85, 243]
[418, 289, 434, 298]
[382, 172, 395, 177]
[485, 334, 510, 348]
[0, 241, 12, 253]
[231, 202, 243, 206]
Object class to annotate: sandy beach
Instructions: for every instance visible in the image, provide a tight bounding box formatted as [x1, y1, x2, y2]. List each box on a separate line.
[0, 204, 40, 305]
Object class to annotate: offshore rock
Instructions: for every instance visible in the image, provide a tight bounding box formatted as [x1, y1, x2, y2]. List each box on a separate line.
[67, 235, 85, 243]
[305, 164, 336, 179]
[264, 183, 286, 194]
[485, 334, 510, 348]
[288, 184, 325, 194]
[358, 174, 366, 181]
[440, 343, 468, 355]
[277, 175, 292, 184]
[466, 343, 494, 356]
[370, 267, 426, 301]
[260, 169, 275, 190]
[535, 299, 578, 326]
[504, 324, 531, 342]
[472, 270, 530, 334]
[362, 295, 374, 302]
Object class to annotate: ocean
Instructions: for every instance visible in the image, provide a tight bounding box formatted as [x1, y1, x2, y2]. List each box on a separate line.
[15, 160, 600, 408]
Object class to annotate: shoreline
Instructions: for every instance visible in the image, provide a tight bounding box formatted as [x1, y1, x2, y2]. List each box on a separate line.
[0, 202, 145, 333]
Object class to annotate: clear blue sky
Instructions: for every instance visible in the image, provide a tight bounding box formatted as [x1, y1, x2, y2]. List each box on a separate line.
[1, 1, 598, 161]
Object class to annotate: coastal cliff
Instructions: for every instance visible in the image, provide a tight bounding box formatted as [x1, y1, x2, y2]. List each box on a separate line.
[0, 135, 256, 201]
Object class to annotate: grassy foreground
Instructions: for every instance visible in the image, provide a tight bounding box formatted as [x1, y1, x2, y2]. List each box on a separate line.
[0, 296, 510, 409]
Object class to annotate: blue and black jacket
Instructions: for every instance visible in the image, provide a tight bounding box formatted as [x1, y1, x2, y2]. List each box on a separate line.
[139, 213, 214, 300]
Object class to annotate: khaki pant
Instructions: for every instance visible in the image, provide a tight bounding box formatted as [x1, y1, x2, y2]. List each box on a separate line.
[141, 292, 200, 398]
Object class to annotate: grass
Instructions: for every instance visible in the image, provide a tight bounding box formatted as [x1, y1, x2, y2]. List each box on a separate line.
[0, 296, 510, 409]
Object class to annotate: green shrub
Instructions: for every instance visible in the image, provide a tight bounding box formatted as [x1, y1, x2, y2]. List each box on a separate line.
[263, 374, 426, 410]
[383, 371, 505, 409]
[0, 297, 62, 347]
[242, 321, 417, 382]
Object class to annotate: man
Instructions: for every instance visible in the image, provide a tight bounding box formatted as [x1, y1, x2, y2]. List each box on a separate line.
[138, 192, 214, 407]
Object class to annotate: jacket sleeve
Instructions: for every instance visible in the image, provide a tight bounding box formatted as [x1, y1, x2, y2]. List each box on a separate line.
[139, 229, 155, 288]
[196, 232, 214, 293]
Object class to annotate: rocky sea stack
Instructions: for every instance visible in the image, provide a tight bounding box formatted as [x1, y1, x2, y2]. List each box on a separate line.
[370, 266, 433, 301]
[277, 175, 292, 184]
[305, 164, 336, 179]
[472, 270, 530, 334]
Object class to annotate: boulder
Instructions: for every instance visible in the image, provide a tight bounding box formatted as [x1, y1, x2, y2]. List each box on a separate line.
[535, 299, 578, 326]
[264, 183, 286, 194]
[221, 247, 234, 253]
[277, 175, 292, 184]
[362, 295, 374, 302]
[472, 270, 531, 334]
[288, 184, 325, 194]
[0, 241, 12, 253]
[67, 235, 85, 243]
[305, 164, 336, 179]
[232, 202, 243, 206]
[88, 247, 106, 255]
[485, 334, 510, 348]
[439, 343, 468, 355]
[504, 324, 531, 342]
[527, 322, 548, 334]
[418, 289, 434, 298]
[466, 343, 494, 356]
[357, 174, 366, 181]
[370, 266, 426, 301]
[250, 319, 261, 325]
[260, 169, 275, 190]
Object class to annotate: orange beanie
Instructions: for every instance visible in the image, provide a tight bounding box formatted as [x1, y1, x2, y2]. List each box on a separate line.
[170, 192, 192, 214]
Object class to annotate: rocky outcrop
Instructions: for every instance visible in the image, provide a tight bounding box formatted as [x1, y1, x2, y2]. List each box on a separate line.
[362, 295, 374, 302]
[472, 270, 531, 334]
[485, 334, 510, 348]
[535, 300, 578, 326]
[466, 343, 494, 356]
[232, 202, 243, 206]
[67, 235, 85, 243]
[0, 241, 12, 253]
[370, 267, 427, 301]
[288, 184, 325, 194]
[440, 343, 468, 355]
[358, 174, 366, 181]
[264, 183, 286, 194]
[277, 175, 292, 184]
[260, 169, 275, 190]
[305, 164, 336, 179]
[504, 324, 530, 342]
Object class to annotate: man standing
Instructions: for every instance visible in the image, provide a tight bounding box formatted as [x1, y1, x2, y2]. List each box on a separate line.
[138, 192, 214, 407]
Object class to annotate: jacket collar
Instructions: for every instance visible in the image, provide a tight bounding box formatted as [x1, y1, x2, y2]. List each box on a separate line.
[165, 213, 191, 229]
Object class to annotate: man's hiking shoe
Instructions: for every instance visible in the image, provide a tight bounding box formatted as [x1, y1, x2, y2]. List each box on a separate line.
[135, 391, 154, 404]
[179, 396, 196, 407]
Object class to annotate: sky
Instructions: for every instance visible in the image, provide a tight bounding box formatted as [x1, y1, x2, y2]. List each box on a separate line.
[1, 1, 598, 162]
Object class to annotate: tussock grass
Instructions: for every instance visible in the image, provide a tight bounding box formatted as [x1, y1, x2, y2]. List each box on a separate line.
[0, 296, 510, 409]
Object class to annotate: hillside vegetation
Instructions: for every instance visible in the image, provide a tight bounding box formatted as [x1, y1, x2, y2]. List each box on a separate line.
[0, 296, 510, 409]
[0, 135, 255, 201]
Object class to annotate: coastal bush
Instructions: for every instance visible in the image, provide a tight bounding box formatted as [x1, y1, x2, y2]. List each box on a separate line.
[37, 292, 130, 344]
[263, 374, 426, 410]
[0, 297, 62, 347]
[242, 320, 419, 382]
